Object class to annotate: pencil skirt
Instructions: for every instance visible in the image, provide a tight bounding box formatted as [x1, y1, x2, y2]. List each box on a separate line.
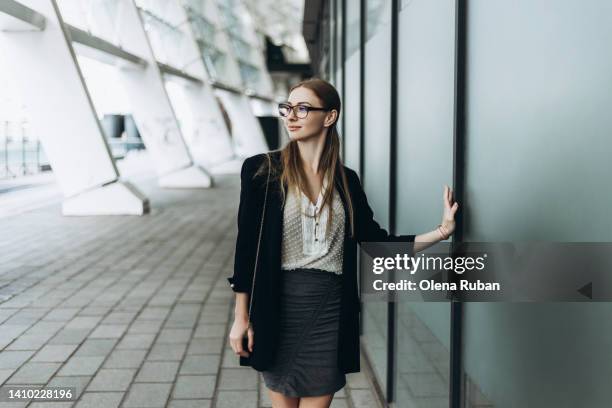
[261, 268, 346, 397]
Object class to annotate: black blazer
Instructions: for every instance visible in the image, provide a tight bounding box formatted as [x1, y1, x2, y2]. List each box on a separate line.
[227, 150, 415, 373]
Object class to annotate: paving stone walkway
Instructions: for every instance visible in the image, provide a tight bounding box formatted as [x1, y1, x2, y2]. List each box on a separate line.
[0, 174, 382, 408]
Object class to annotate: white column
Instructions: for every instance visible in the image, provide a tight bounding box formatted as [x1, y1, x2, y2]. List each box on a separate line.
[215, 88, 269, 158]
[181, 83, 236, 166]
[113, 0, 212, 188]
[0, 0, 149, 216]
[172, 0, 235, 168]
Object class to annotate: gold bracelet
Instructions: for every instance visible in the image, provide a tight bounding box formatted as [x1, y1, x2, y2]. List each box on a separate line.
[437, 224, 450, 240]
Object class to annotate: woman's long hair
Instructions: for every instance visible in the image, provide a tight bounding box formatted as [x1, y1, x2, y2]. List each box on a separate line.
[255, 78, 355, 238]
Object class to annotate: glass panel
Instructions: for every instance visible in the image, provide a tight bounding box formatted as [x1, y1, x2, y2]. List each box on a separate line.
[394, 1, 456, 406]
[57, 0, 124, 44]
[343, 0, 361, 170]
[361, 0, 392, 395]
[186, 0, 243, 88]
[334, 0, 344, 137]
[366, 0, 391, 40]
[396, 304, 450, 407]
[187, 9, 217, 40]
[329, 0, 337, 84]
[139, 9, 191, 65]
[362, 301, 388, 389]
[212, 0, 273, 95]
[464, 1, 612, 407]
[198, 43, 227, 80]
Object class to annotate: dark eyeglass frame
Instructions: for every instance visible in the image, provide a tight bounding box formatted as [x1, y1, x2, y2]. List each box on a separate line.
[278, 103, 329, 119]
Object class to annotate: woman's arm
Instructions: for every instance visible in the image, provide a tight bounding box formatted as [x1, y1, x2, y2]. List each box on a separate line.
[229, 292, 252, 357]
[413, 230, 447, 253]
[414, 185, 458, 252]
[351, 171, 458, 255]
[227, 155, 263, 293]
[227, 155, 266, 357]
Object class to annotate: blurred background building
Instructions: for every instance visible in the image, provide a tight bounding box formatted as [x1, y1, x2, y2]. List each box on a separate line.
[1, 1, 612, 408]
[0, 0, 310, 215]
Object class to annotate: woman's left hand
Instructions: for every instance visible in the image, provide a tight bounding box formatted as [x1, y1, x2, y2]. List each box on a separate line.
[441, 185, 459, 235]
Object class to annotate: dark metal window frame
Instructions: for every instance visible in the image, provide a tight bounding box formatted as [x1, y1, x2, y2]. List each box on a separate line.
[387, 0, 400, 403]
[340, 0, 347, 157]
[358, 0, 366, 340]
[450, 1, 467, 407]
[360, 0, 468, 406]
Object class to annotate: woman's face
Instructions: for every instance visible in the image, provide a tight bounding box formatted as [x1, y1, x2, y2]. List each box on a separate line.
[281, 86, 337, 141]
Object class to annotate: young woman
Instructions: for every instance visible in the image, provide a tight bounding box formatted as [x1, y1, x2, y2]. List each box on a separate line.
[227, 78, 459, 408]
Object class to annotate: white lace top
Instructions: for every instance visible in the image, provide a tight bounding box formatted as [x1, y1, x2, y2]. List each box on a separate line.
[280, 176, 345, 274]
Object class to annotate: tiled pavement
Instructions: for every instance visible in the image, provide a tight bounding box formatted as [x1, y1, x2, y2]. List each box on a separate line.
[0, 174, 383, 408]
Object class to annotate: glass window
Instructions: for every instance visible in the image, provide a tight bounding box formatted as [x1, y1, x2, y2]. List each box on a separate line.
[343, 0, 361, 170]
[394, 1, 456, 406]
[362, 0, 393, 394]
[463, 1, 612, 406]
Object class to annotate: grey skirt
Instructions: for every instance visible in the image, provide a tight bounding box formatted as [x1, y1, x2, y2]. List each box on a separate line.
[262, 268, 346, 397]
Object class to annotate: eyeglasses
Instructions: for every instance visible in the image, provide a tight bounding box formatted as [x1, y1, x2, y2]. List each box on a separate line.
[278, 103, 329, 119]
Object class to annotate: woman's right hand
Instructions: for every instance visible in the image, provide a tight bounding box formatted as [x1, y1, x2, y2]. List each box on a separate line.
[228, 317, 254, 357]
